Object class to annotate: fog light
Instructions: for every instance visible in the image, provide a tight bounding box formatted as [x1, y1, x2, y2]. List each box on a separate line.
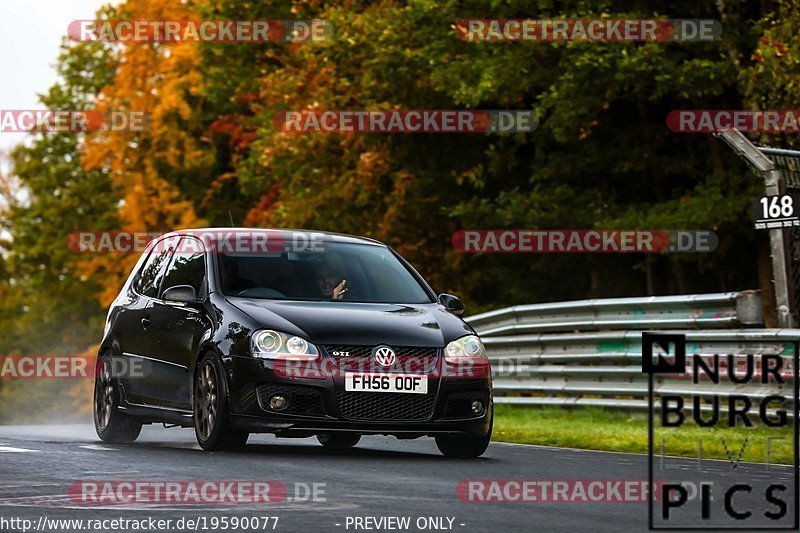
[471, 400, 484, 415]
[269, 394, 288, 411]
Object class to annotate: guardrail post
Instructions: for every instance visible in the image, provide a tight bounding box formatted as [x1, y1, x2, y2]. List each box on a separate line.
[714, 130, 795, 328]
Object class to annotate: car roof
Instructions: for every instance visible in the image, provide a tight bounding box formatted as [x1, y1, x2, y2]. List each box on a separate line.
[158, 228, 386, 248]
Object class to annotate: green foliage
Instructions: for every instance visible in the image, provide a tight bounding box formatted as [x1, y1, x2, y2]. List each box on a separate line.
[0, 37, 120, 355]
[185, 0, 769, 308]
[741, 0, 800, 148]
[0, 0, 790, 359]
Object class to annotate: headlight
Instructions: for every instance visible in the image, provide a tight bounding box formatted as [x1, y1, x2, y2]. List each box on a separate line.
[253, 330, 282, 353]
[252, 330, 319, 360]
[444, 335, 486, 362]
[286, 336, 308, 354]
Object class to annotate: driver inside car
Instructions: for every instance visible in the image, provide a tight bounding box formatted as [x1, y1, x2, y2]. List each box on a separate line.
[313, 263, 348, 300]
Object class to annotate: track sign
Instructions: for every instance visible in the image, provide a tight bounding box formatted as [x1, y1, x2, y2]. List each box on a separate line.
[752, 193, 800, 230]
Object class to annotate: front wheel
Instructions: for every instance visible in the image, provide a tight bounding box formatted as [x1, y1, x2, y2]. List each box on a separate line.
[435, 408, 492, 458]
[94, 354, 142, 443]
[317, 433, 361, 449]
[194, 353, 249, 451]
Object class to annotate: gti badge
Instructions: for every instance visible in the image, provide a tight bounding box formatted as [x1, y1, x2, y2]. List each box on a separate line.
[372, 345, 396, 367]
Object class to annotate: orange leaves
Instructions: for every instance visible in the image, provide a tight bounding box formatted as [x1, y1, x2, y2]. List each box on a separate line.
[209, 115, 238, 134]
[77, 0, 206, 302]
[244, 184, 282, 227]
[209, 114, 259, 153]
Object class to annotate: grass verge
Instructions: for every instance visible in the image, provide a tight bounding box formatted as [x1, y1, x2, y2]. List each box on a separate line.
[493, 404, 795, 465]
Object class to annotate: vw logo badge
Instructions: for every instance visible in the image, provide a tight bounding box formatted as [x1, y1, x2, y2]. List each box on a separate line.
[372, 346, 396, 367]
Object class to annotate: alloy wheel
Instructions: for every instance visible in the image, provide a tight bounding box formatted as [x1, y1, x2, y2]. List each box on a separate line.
[94, 359, 114, 431]
[195, 362, 218, 440]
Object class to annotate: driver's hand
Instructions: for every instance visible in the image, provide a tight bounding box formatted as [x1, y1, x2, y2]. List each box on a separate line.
[332, 280, 348, 300]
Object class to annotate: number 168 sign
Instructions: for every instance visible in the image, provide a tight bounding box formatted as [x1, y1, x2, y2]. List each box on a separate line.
[753, 193, 800, 230]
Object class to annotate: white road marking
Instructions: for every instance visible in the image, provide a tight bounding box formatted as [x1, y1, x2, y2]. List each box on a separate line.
[79, 444, 116, 451]
[0, 445, 37, 453]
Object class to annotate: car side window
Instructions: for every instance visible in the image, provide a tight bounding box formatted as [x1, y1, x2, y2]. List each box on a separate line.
[137, 238, 177, 298]
[161, 237, 206, 298]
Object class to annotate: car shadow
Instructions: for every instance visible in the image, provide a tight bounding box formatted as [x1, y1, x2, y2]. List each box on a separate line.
[239, 442, 439, 459]
[115, 438, 495, 462]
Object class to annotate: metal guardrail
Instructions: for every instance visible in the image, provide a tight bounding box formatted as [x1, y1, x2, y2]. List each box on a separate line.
[464, 291, 798, 411]
[466, 291, 764, 336]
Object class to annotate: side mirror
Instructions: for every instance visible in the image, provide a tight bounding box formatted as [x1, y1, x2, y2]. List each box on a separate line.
[162, 285, 199, 304]
[438, 293, 464, 316]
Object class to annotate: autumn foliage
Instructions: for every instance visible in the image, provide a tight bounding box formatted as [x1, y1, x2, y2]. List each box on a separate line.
[0, 1, 797, 422]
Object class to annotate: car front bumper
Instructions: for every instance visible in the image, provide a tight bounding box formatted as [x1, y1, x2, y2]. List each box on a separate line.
[223, 355, 492, 438]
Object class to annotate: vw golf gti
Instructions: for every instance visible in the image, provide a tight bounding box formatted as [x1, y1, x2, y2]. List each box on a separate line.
[93, 229, 493, 457]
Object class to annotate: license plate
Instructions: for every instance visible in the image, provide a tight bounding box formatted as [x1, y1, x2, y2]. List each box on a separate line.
[344, 373, 428, 394]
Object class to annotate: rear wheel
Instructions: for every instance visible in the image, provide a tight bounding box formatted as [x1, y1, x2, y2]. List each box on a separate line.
[94, 354, 142, 443]
[194, 353, 249, 451]
[317, 432, 361, 449]
[435, 408, 492, 458]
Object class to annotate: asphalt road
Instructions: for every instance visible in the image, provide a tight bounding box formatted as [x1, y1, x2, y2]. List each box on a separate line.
[0, 425, 796, 532]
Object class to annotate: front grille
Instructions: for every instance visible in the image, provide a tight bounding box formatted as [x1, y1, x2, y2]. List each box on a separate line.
[257, 384, 326, 416]
[336, 392, 436, 421]
[324, 345, 440, 373]
[443, 390, 489, 419]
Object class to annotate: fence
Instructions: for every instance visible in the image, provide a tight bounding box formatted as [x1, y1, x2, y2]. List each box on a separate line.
[464, 291, 797, 411]
[760, 146, 800, 329]
[716, 130, 800, 327]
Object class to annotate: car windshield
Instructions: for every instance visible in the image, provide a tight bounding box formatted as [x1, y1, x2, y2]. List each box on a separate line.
[218, 241, 432, 304]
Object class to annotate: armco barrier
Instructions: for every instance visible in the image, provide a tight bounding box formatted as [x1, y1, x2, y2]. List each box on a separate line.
[466, 291, 764, 336]
[463, 291, 798, 411]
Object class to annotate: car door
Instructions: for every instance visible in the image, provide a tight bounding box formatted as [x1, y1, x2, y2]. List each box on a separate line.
[145, 236, 210, 409]
[118, 237, 176, 404]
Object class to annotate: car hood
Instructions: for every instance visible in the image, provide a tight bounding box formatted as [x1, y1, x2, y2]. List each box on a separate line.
[226, 298, 474, 347]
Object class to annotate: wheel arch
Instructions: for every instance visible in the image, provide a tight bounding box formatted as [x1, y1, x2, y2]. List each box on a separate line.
[190, 344, 232, 406]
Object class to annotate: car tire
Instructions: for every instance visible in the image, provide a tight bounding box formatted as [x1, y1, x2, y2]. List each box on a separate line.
[435, 407, 493, 458]
[94, 353, 142, 443]
[317, 432, 361, 449]
[193, 352, 249, 451]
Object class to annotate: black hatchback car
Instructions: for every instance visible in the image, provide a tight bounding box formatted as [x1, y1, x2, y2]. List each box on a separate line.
[94, 229, 493, 457]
